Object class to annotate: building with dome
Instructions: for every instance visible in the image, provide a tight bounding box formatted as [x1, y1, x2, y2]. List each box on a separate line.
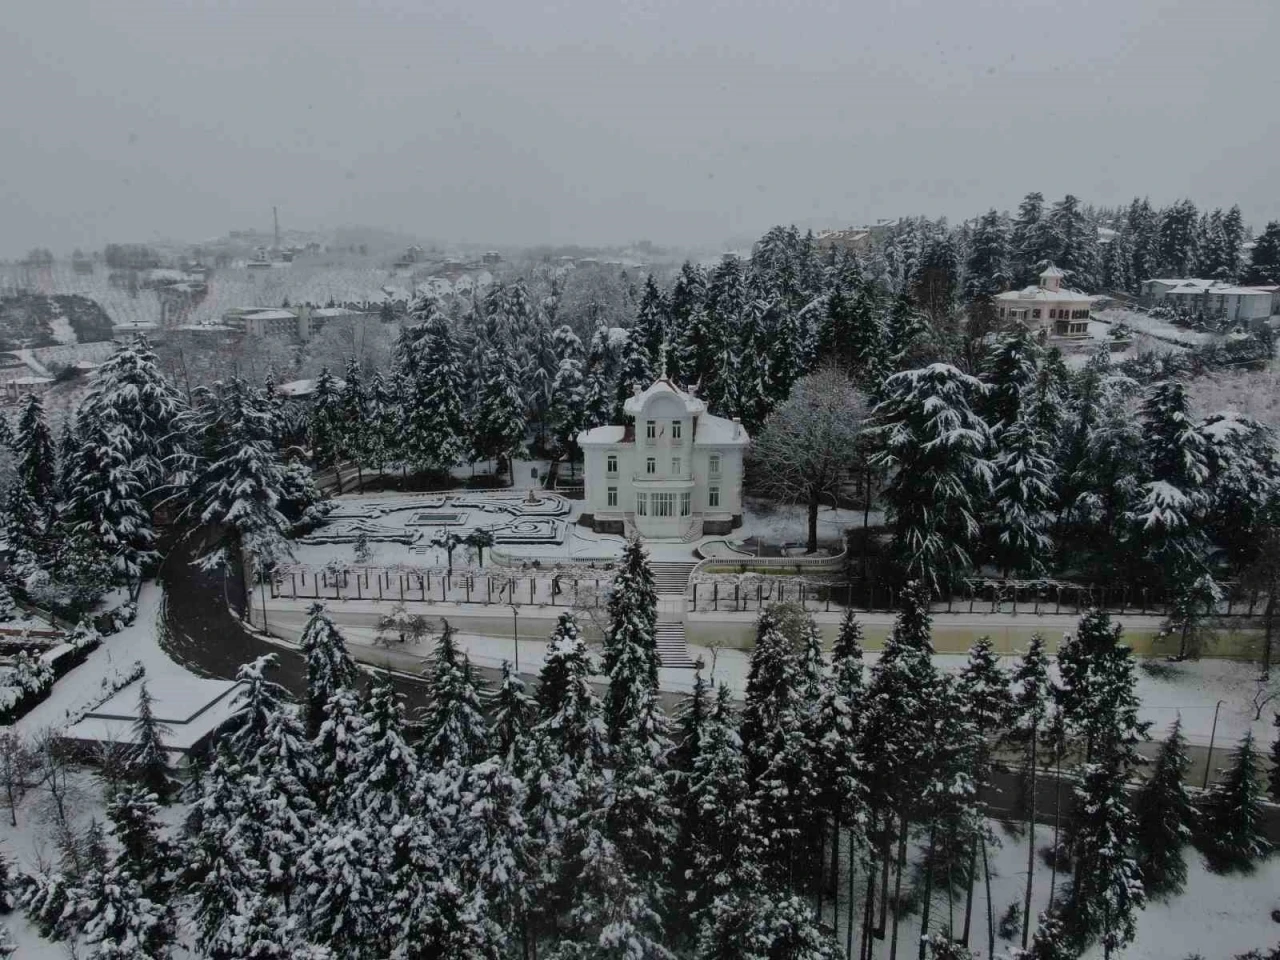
[578, 378, 749, 540]
[994, 265, 1095, 338]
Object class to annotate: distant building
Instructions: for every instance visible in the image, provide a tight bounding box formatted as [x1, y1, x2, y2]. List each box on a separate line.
[993, 265, 1094, 338]
[814, 228, 873, 256]
[222, 305, 369, 341]
[1141, 279, 1275, 324]
[482, 250, 502, 265]
[578, 377, 748, 540]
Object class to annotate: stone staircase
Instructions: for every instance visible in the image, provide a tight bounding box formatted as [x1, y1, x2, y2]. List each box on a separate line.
[654, 620, 697, 669]
[679, 519, 704, 543]
[649, 561, 697, 596]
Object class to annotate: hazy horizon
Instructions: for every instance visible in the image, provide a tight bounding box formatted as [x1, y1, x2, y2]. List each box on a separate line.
[2, 0, 1277, 258]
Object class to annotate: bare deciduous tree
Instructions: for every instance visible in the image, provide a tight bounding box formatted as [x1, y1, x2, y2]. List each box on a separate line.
[748, 366, 871, 553]
[0, 733, 36, 828]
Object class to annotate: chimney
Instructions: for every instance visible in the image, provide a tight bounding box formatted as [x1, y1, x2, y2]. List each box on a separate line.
[732, 416, 741, 439]
[632, 383, 643, 396]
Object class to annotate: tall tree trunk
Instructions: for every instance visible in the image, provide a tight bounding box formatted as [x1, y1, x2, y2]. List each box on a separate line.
[831, 815, 841, 941]
[815, 818, 825, 919]
[917, 822, 938, 960]
[1049, 748, 1063, 905]
[356, 461, 364, 491]
[1022, 731, 1038, 949]
[847, 847, 857, 959]
[983, 833, 995, 960]
[860, 850, 877, 960]
[1264, 591, 1275, 679]
[961, 841, 977, 946]
[808, 491, 821, 554]
[888, 812, 909, 960]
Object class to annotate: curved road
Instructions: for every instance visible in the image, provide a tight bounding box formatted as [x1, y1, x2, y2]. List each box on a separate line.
[156, 535, 433, 713]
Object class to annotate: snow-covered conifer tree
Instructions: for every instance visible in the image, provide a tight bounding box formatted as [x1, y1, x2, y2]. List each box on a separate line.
[1270, 713, 1280, 802]
[980, 324, 1041, 435]
[4, 392, 57, 557]
[1196, 731, 1271, 873]
[344, 671, 418, 827]
[869, 364, 992, 591]
[299, 602, 359, 738]
[1009, 634, 1052, 947]
[1063, 758, 1144, 957]
[455, 754, 532, 948]
[308, 368, 345, 491]
[603, 537, 660, 745]
[128, 682, 174, 803]
[696, 889, 838, 960]
[313, 685, 365, 813]
[965, 209, 1011, 301]
[184, 378, 294, 575]
[549, 355, 588, 459]
[1132, 716, 1194, 897]
[419, 621, 489, 769]
[989, 407, 1057, 577]
[396, 298, 470, 474]
[490, 660, 533, 771]
[472, 342, 526, 482]
[339, 357, 368, 489]
[633, 275, 670, 374]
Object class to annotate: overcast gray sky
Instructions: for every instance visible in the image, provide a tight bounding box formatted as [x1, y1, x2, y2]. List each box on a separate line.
[1, 0, 1276, 257]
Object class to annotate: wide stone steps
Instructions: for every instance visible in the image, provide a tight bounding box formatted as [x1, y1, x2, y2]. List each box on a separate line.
[649, 561, 697, 595]
[654, 620, 697, 669]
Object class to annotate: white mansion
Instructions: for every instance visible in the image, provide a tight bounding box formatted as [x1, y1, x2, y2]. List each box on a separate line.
[578, 378, 748, 540]
[994, 265, 1095, 338]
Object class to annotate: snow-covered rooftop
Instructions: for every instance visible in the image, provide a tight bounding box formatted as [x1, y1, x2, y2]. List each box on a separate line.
[62, 676, 244, 754]
[276, 377, 346, 398]
[243, 309, 298, 321]
[311, 307, 368, 318]
[579, 424, 626, 445]
[995, 286, 1094, 303]
[622, 377, 707, 417]
[695, 413, 749, 446]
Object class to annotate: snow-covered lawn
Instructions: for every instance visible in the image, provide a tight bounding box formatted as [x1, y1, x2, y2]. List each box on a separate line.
[738, 497, 882, 549]
[836, 820, 1280, 960]
[1096, 306, 1216, 347]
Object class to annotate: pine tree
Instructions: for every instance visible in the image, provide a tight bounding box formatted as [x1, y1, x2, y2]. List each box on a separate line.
[74, 787, 177, 959]
[613, 327, 656, 422]
[668, 665, 710, 938]
[965, 209, 1010, 300]
[1009, 634, 1052, 948]
[1197, 731, 1271, 873]
[491, 659, 534, 770]
[696, 889, 838, 960]
[185, 378, 294, 575]
[603, 537, 660, 745]
[607, 691, 676, 904]
[63, 414, 156, 598]
[308, 368, 345, 490]
[299, 603, 359, 739]
[549, 356, 588, 459]
[418, 621, 489, 769]
[1063, 758, 1144, 957]
[455, 755, 533, 950]
[128, 682, 174, 803]
[313, 685, 366, 814]
[344, 671, 419, 827]
[869, 364, 993, 592]
[634, 274, 670, 374]
[366, 370, 398, 477]
[1270, 712, 1280, 802]
[1242, 222, 1280, 286]
[472, 342, 526, 482]
[1132, 716, 1194, 897]
[4, 392, 57, 557]
[1044, 194, 1100, 291]
[397, 298, 470, 474]
[687, 685, 762, 920]
[1010, 192, 1050, 284]
[1158, 199, 1199, 277]
[981, 323, 1041, 434]
[339, 357, 368, 489]
[533, 612, 606, 770]
[989, 407, 1057, 577]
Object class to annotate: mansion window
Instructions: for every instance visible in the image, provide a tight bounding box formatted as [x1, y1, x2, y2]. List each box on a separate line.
[607, 486, 617, 507]
[671, 420, 682, 440]
[606, 454, 618, 475]
[646, 457, 656, 475]
[680, 492, 691, 516]
[1032, 308, 1041, 319]
[652, 492, 675, 517]
[1049, 309, 1057, 319]
[636, 493, 648, 516]
[709, 454, 721, 477]
[709, 486, 720, 508]
[645, 420, 656, 441]
[672, 456, 682, 475]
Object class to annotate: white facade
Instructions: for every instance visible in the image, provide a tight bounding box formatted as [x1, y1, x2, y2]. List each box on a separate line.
[578, 378, 748, 539]
[1141, 279, 1274, 324]
[993, 265, 1095, 338]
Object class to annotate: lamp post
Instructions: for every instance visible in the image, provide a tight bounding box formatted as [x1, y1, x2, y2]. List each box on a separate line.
[510, 603, 520, 673]
[1202, 699, 1226, 790]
